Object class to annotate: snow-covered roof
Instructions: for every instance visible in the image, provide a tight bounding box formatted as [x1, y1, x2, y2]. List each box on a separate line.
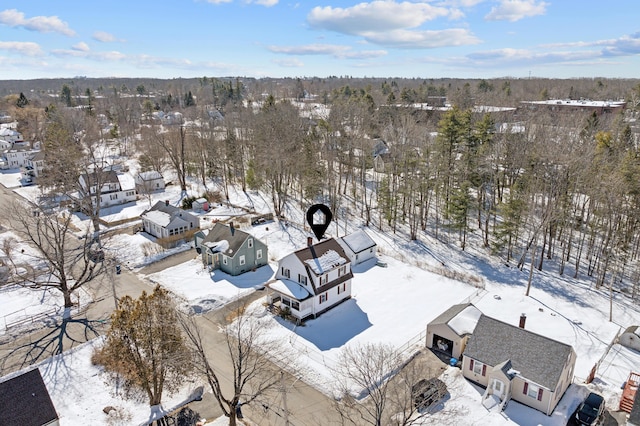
[138, 170, 162, 181]
[143, 210, 171, 227]
[268, 279, 310, 300]
[448, 304, 482, 336]
[304, 249, 347, 275]
[523, 99, 626, 108]
[117, 173, 136, 191]
[203, 240, 229, 253]
[340, 230, 376, 254]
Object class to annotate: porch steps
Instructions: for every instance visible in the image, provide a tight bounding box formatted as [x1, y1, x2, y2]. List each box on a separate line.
[620, 371, 640, 413]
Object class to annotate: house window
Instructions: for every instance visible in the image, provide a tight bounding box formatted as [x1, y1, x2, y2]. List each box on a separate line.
[523, 383, 543, 401]
[239, 255, 246, 266]
[298, 274, 307, 285]
[256, 249, 263, 259]
[469, 359, 486, 376]
[291, 300, 300, 310]
[223, 256, 228, 265]
[337, 283, 346, 294]
[319, 293, 328, 304]
[248, 238, 253, 248]
[319, 274, 328, 285]
[281, 267, 290, 278]
[338, 266, 346, 276]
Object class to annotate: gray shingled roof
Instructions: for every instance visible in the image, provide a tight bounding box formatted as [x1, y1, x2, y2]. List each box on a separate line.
[0, 369, 58, 426]
[202, 222, 252, 258]
[463, 315, 574, 390]
[294, 238, 354, 295]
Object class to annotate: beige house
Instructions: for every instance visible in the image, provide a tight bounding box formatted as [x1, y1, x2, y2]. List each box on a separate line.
[426, 303, 482, 361]
[462, 315, 576, 416]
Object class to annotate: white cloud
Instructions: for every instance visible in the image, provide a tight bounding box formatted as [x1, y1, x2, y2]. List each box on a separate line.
[72, 42, 90, 52]
[308, 1, 452, 34]
[268, 43, 387, 59]
[363, 28, 480, 48]
[0, 9, 75, 36]
[92, 31, 122, 43]
[0, 41, 43, 56]
[250, 0, 279, 5]
[485, 0, 548, 22]
[307, 1, 480, 49]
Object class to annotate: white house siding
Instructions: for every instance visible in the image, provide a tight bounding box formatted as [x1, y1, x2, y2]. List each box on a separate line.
[273, 251, 352, 319]
[312, 279, 351, 316]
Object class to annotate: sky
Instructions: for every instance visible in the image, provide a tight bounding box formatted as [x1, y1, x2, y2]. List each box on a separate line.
[0, 1, 639, 80]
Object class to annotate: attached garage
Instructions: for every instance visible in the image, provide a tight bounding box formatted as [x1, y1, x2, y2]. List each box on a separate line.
[426, 303, 482, 360]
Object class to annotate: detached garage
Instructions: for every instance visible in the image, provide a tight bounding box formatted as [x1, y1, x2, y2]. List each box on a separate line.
[426, 303, 482, 360]
[620, 326, 640, 352]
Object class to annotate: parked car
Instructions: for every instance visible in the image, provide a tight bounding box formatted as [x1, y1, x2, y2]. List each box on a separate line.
[412, 378, 446, 411]
[575, 392, 605, 425]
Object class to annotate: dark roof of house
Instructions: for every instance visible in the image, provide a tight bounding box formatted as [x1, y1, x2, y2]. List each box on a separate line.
[294, 238, 354, 295]
[463, 315, 574, 390]
[146, 200, 182, 216]
[0, 368, 58, 426]
[202, 222, 255, 257]
[81, 169, 119, 187]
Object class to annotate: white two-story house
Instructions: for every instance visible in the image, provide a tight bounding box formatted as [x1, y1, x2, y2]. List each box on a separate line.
[78, 170, 136, 209]
[266, 237, 354, 321]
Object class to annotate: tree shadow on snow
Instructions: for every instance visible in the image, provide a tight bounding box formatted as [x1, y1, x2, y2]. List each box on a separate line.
[0, 314, 108, 375]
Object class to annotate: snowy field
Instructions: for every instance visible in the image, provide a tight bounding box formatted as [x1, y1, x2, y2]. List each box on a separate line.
[2, 174, 640, 425]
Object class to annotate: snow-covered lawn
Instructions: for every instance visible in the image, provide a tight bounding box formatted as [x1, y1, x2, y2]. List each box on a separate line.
[3, 177, 640, 425]
[1, 339, 203, 426]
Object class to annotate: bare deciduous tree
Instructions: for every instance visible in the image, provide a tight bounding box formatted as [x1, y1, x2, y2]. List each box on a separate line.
[179, 303, 295, 426]
[5, 200, 106, 312]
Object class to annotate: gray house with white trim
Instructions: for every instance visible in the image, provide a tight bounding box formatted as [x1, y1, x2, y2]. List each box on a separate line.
[195, 222, 268, 276]
[462, 315, 576, 415]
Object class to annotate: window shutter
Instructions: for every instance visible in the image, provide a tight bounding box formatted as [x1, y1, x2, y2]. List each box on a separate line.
[469, 359, 474, 371]
[523, 383, 528, 395]
[537, 389, 543, 401]
[481, 365, 487, 376]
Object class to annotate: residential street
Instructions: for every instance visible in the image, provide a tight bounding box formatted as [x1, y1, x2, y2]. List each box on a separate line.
[0, 183, 342, 425]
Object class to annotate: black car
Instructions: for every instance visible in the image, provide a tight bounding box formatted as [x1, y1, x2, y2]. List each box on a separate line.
[575, 392, 605, 425]
[411, 378, 446, 411]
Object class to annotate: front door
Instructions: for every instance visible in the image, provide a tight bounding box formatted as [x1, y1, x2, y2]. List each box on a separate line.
[492, 379, 504, 399]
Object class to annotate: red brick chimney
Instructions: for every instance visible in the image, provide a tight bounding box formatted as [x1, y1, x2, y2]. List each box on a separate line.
[165, 200, 169, 206]
[307, 236, 313, 246]
[519, 313, 526, 329]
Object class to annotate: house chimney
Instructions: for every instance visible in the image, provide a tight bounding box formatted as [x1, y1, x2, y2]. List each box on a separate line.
[307, 236, 313, 247]
[230, 222, 235, 236]
[519, 313, 526, 329]
[165, 200, 169, 206]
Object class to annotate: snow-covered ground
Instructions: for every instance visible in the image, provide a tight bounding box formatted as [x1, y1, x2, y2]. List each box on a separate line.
[2, 173, 640, 425]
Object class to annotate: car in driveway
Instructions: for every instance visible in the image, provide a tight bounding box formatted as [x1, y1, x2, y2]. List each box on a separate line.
[412, 378, 446, 411]
[575, 392, 605, 425]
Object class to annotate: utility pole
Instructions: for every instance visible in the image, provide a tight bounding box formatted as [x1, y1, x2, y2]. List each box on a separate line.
[280, 371, 290, 426]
